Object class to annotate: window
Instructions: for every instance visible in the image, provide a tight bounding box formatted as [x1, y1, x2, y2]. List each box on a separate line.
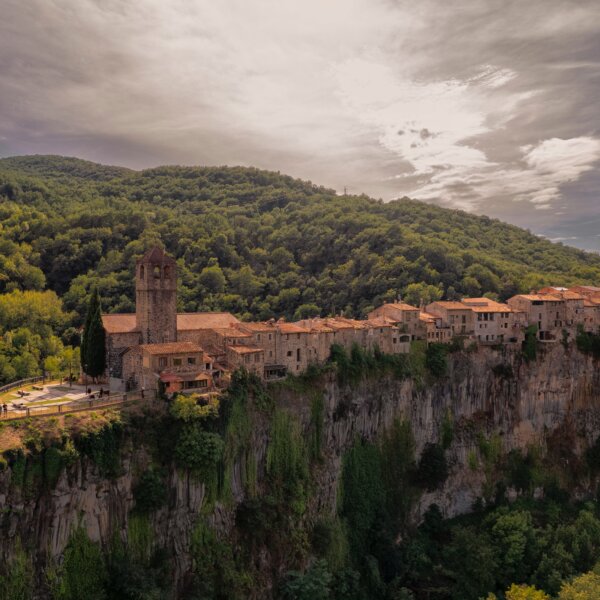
[296, 348, 301, 362]
[269, 351, 273, 357]
[254, 354, 260, 363]
[257, 334, 261, 341]
[158, 357, 167, 368]
[187, 357, 196, 365]
[164, 265, 171, 279]
[268, 334, 272, 340]
[153, 265, 161, 278]
[173, 358, 182, 366]
[205, 362, 211, 370]
[287, 350, 292, 357]
[140, 265, 145, 279]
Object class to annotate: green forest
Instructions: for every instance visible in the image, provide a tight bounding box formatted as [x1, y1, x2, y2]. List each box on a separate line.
[1, 154, 600, 323]
[0, 154, 598, 384]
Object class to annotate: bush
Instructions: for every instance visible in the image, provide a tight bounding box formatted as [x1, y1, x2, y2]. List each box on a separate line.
[133, 470, 167, 513]
[523, 325, 539, 362]
[425, 343, 448, 378]
[175, 426, 224, 477]
[51, 526, 107, 600]
[576, 329, 600, 358]
[417, 443, 448, 492]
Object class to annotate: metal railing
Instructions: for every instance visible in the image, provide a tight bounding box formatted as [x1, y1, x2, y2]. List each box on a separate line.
[0, 375, 46, 395]
[0, 389, 157, 422]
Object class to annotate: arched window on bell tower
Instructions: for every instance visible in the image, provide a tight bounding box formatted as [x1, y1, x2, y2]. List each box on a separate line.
[164, 265, 171, 279]
[140, 265, 145, 280]
[153, 265, 161, 278]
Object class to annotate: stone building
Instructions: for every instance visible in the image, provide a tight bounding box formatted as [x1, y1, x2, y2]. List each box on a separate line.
[461, 298, 524, 344]
[367, 302, 421, 340]
[122, 341, 214, 395]
[506, 294, 564, 341]
[102, 247, 599, 390]
[102, 247, 237, 391]
[425, 301, 475, 337]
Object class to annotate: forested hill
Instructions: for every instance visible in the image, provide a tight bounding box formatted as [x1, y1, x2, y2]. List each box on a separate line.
[1, 154, 599, 324]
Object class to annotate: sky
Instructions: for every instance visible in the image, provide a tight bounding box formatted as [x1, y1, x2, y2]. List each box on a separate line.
[1, 0, 600, 251]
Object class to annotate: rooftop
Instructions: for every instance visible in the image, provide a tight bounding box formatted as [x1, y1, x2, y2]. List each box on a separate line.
[102, 311, 241, 334]
[141, 341, 203, 355]
[381, 302, 420, 312]
[227, 345, 264, 354]
[461, 298, 512, 313]
[428, 301, 472, 311]
[277, 322, 310, 334]
[211, 327, 252, 337]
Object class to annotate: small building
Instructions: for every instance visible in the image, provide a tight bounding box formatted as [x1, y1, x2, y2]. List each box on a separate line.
[123, 341, 214, 395]
[507, 294, 564, 341]
[225, 345, 265, 377]
[367, 302, 421, 340]
[276, 322, 311, 374]
[425, 301, 475, 338]
[461, 298, 523, 344]
[419, 311, 452, 343]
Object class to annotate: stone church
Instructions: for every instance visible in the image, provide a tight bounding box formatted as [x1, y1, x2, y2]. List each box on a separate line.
[102, 247, 239, 393]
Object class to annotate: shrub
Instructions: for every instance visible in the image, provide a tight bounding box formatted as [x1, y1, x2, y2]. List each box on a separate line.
[417, 443, 448, 492]
[133, 470, 167, 513]
[175, 426, 224, 479]
[425, 343, 448, 378]
[523, 325, 539, 362]
[51, 526, 107, 600]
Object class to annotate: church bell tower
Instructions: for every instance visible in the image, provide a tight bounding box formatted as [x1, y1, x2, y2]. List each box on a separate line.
[135, 247, 177, 344]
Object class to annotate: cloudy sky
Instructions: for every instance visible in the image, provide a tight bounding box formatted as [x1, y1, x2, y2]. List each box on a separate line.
[1, 0, 600, 251]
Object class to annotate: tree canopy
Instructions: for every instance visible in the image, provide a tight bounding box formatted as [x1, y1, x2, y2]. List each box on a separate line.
[1, 155, 599, 327]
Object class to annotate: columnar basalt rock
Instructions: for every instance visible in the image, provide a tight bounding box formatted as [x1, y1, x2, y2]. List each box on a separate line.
[0, 344, 599, 595]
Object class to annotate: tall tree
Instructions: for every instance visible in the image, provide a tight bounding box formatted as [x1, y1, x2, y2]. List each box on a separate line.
[81, 289, 106, 381]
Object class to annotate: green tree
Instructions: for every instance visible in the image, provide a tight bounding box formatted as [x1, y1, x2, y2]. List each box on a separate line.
[558, 569, 600, 599]
[51, 527, 107, 600]
[81, 289, 106, 380]
[0, 539, 33, 600]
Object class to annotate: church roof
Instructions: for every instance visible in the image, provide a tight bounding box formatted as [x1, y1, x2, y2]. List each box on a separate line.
[177, 312, 240, 330]
[102, 311, 241, 334]
[141, 341, 203, 355]
[102, 314, 139, 334]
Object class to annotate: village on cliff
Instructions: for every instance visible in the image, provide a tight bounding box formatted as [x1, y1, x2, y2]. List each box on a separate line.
[102, 247, 600, 395]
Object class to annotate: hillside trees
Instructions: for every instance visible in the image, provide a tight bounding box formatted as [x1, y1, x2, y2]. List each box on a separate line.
[80, 289, 106, 380]
[1, 156, 599, 324]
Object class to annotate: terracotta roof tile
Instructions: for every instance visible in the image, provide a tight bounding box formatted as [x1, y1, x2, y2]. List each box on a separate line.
[237, 322, 276, 332]
[461, 298, 512, 313]
[212, 327, 252, 337]
[102, 314, 138, 334]
[385, 302, 420, 312]
[227, 345, 264, 354]
[177, 312, 240, 330]
[140, 341, 203, 355]
[510, 294, 562, 302]
[103, 312, 241, 334]
[428, 301, 472, 311]
[277, 323, 310, 334]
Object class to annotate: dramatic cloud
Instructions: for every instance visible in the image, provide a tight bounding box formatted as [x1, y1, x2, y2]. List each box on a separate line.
[1, 0, 599, 249]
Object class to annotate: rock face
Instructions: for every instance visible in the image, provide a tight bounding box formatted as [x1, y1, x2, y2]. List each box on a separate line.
[1, 344, 599, 593]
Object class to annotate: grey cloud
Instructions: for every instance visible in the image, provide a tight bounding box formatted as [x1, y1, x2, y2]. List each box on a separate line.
[0, 0, 599, 251]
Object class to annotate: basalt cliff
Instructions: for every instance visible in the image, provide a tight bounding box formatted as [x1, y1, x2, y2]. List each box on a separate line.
[1, 343, 599, 598]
